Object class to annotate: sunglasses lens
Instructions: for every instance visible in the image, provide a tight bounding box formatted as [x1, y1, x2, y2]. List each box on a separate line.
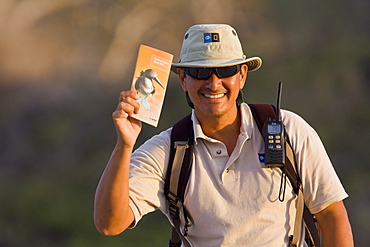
[187, 68, 212, 80]
[184, 65, 240, 80]
[217, 65, 239, 78]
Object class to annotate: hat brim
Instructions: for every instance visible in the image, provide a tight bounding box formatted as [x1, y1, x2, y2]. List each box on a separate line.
[171, 56, 262, 74]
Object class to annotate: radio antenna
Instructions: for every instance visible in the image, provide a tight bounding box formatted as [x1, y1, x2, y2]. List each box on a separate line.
[276, 82, 283, 121]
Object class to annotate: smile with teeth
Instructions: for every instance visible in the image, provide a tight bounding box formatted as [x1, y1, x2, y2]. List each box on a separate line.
[203, 93, 225, 99]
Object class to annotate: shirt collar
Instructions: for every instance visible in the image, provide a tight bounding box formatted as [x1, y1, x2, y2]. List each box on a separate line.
[191, 103, 254, 144]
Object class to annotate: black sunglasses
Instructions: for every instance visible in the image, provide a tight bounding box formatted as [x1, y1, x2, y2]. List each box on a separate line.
[183, 64, 241, 80]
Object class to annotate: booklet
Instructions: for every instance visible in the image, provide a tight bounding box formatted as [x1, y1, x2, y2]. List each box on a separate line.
[130, 45, 173, 127]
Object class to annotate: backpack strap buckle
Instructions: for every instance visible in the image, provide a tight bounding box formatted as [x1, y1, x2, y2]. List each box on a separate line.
[167, 192, 182, 218]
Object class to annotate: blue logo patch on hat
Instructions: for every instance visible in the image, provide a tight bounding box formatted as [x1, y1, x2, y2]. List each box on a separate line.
[204, 33, 220, 43]
[258, 153, 265, 163]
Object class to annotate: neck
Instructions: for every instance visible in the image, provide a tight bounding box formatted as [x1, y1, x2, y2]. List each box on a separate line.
[196, 107, 241, 155]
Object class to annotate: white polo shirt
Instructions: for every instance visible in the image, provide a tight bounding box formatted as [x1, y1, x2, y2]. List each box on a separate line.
[128, 103, 348, 247]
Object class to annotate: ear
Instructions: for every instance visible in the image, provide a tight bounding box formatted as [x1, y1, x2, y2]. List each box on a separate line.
[239, 64, 248, 89]
[177, 68, 187, 91]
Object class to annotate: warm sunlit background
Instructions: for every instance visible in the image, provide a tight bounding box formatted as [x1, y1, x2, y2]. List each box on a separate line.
[0, 0, 369, 246]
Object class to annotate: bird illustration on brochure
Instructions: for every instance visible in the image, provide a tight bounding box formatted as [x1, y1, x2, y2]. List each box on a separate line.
[130, 45, 173, 127]
[135, 68, 164, 110]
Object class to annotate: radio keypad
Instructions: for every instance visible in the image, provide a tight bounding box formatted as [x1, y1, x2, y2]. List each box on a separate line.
[267, 135, 283, 149]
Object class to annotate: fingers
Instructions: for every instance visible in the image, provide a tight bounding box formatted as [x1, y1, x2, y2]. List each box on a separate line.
[112, 91, 143, 146]
[113, 91, 140, 118]
[118, 91, 139, 103]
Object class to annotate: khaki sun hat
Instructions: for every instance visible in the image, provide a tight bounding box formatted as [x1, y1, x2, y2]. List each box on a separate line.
[172, 24, 262, 72]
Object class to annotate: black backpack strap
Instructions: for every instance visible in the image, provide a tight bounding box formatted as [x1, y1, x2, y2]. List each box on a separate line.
[165, 114, 194, 247]
[248, 103, 320, 247]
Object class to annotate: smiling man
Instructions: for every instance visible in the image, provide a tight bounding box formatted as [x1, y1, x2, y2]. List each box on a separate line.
[177, 64, 248, 155]
[94, 24, 353, 247]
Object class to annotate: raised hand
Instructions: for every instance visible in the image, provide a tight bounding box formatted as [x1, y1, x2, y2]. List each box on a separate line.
[112, 90, 142, 149]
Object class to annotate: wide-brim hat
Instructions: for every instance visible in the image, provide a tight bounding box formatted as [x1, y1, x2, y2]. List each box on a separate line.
[172, 24, 262, 73]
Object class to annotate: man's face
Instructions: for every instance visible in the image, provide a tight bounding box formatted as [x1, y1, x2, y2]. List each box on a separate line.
[178, 64, 248, 119]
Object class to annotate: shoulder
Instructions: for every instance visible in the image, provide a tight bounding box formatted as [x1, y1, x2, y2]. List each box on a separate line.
[281, 109, 316, 135]
[281, 109, 326, 152]
[281, 109, 308, 125]
[131, 128, 173, 172]
[133, 127, 172, 156]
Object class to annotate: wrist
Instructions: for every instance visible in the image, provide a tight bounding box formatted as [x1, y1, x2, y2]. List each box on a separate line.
[115, 138, 135, 152]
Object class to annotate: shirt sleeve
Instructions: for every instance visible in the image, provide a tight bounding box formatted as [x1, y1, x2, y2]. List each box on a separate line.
[128, 128, 172, 228]
[282, 110, 348, 214]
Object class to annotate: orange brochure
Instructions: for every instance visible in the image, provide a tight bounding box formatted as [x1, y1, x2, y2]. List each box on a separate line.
[130, 45, 173, 127]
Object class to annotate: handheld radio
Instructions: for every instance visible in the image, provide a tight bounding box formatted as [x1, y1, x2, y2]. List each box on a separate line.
[263, 82, 286, 168]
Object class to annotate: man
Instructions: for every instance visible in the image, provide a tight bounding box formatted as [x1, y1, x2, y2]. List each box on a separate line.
[94, 24, 354, 246]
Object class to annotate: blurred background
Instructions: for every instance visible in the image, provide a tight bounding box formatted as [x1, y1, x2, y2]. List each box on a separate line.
[0, 0, 368, 246]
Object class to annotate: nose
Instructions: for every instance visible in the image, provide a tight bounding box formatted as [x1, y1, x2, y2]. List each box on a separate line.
[205, 73, 222, 91]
